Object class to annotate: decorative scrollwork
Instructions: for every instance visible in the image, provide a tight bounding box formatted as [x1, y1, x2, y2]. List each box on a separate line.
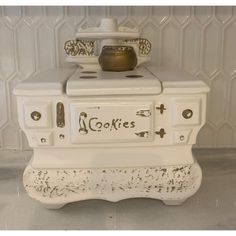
[64, 40, 95, 56]
[138, 38, 151, 55]
[124, 38, 151, 56]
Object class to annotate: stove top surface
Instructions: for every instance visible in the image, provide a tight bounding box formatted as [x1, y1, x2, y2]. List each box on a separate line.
[66, 67, 162, 96]
[13, 66, 209, 97]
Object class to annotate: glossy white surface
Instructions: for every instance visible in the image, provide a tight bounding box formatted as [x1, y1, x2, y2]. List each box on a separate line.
[0, 148, 236, 229]
[14, 68, 208, 148]
[1, 6, 236, 149]
[148, 67, 210, 94]
[66, 68, 162, 96]
[13, 59, 208, 206]
[13, 69, 75, 96]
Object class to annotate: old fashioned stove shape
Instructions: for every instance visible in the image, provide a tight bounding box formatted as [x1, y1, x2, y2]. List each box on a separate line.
[13, 18, 210, 209]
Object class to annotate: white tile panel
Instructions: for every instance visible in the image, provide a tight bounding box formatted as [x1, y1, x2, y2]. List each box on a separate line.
[0, 80, 8, 128]
[215, 6, 233, 24]
[130, 6, 150, 25]
[24, 6, 43, 25]
[207, 73, 228, 126]
[152, 6, 170, 25]
[229, 77, 236, 127]
[16, 21, 35, 78]
[7, 75, 21, 126]
[161, 21, 180, 68]
[173, 6, 191, 25]
[3, 6, 22, 26]
[182, 21, 201, 74]
[66, 6, 86, 26]
[45, 6, 64, 27]
[194, 6, 213, 25]
[202, 21, 221, 77]
[2, 125, 21, 149]
[0, 23, 15, 78]
[223, 21, 236, 76]
[37, 22, 55, 70]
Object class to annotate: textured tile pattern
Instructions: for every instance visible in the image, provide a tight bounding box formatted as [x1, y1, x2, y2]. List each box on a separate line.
[0, 6, 236, 150]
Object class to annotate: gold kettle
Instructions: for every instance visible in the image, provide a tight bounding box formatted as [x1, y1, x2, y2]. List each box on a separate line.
[98, 45, 137, 72]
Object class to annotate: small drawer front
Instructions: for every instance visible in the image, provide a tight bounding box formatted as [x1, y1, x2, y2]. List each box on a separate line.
[171, 98, 201, 126]
[23, 102, 52, 128]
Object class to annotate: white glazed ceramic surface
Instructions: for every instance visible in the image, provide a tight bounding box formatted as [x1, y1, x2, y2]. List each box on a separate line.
[13, 64, 209, 207]
[12, 15, 211, 208]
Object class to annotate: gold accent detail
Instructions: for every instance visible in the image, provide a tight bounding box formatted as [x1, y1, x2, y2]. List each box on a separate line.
[135, 131, 149, 138]
[64, 40, 95, 56]
[155, 128, 166, 138]
[78, 112, 88, 135]
[31, 111, 41, 121]
[56, 102, 65, 128]
[99, 46, 137, 72]
[182, 109, 193, 119]
[136, 109, 151, 117]
[139, 38, 151, 55]
[124, 38, 151, 55]
[40, 138, 46, 143]
[156, 104, 166, 114]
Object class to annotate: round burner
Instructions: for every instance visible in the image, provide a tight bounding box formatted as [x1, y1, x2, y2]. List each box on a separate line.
[81, 71, 97, 74]
[126, 75, 143, 78]
[79, 76, 97, 79]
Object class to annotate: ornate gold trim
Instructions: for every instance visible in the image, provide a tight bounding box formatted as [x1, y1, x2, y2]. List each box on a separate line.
[64, 40, 95, 56]
[56, 102, 65, 128]
[124, 38, 151, 55]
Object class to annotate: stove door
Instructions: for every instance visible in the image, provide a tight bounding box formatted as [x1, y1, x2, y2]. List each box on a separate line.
[70, 101, 154, 144]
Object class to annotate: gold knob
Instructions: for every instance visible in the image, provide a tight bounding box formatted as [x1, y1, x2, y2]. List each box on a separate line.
[31, 111, 41, 121]
[40, 138, 46, 143]
[182, 109, 193, 119]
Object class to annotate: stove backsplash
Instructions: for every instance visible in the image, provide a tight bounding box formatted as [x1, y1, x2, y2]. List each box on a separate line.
[0, 6, 236, 150]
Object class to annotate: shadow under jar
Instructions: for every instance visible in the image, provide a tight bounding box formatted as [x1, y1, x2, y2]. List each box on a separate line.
[98, 45, 137, 72]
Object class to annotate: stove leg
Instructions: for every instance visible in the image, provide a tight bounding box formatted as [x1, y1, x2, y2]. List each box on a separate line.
[162, 199, 187, 206]
[42, 203, 66, 210]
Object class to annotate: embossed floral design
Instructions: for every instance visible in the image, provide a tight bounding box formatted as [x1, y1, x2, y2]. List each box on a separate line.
[124, 38, 151, 55]
[64, 40, 95, 56]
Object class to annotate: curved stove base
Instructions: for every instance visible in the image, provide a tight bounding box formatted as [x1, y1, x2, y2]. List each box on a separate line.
[23, 161, 202, 209]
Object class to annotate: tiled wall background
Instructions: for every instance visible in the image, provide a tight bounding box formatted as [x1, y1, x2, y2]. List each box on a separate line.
[0, 6, 236, 150]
